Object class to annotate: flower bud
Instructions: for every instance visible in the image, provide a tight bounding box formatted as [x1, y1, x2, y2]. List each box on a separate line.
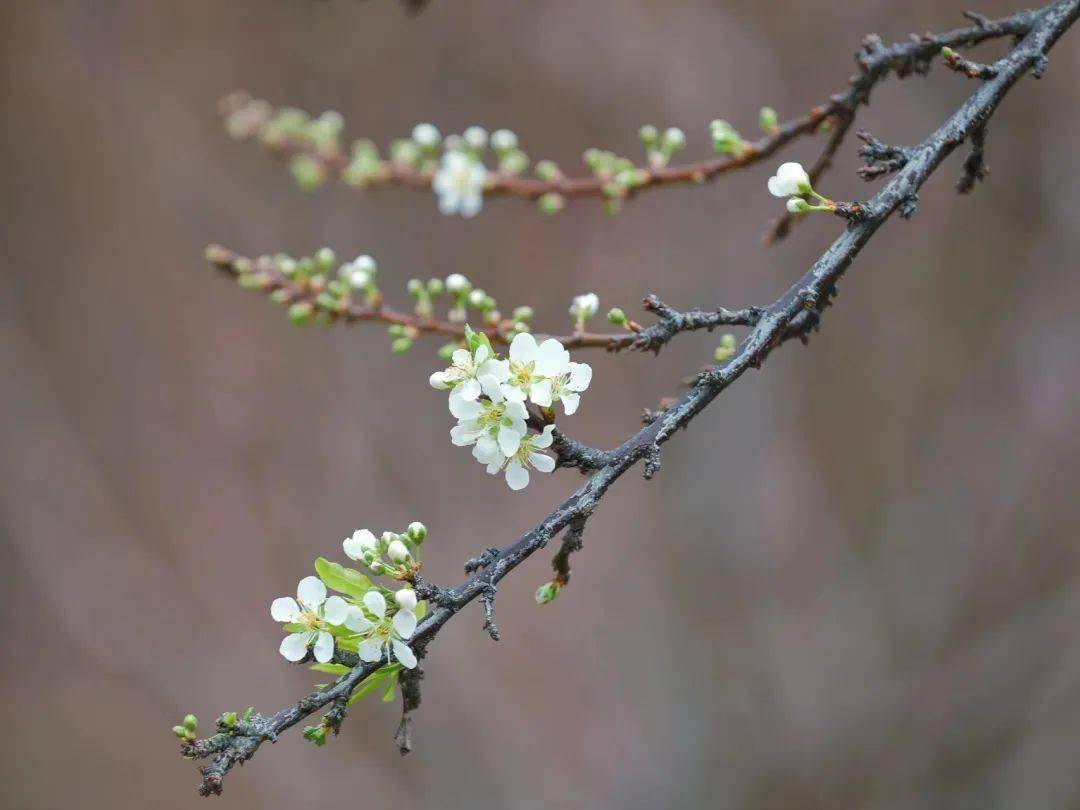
[406, 278, 423, 296]
[535, 160, 561, 181]
[411, 122, 440, 149]
[606, 307, 627, 325]
[537, 192, 565, 215]
[512, 306, 534, 322]
[387, 539, 410, 563]
[391, 337, 412, 354]
[172, 725, 189, 739]
[221, 711, 238, 729]
[314, 248, 336, 273]
[445, 273, 470, 293]
[714, 333, 737, 362]
[786, 197, 811, 214]
[759, 106, 778, 132]
[395, 588, 418, 611]
[468, 289, 487, 308]
[426, 278, 445, 296]
[661, 127, 686, 152]
[183, 714, 198, 732]
[491, 128, 518, 152]
[535, 581, 562, 605]
[344, 528, 377, 559]
[638, 124, 659, 148]
[569, 293, 600, 323]
[406, 521, 427, 542]
[463, 126, 488, 150]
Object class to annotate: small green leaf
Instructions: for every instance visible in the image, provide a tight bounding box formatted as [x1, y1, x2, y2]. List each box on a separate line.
[381, 670, 399, 702]
[314, 557, 372, 599]
[309, 662, 351, 675]
[414, 600, 427, 621]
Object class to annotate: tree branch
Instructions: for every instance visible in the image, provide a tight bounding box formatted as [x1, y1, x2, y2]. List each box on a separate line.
[181, 0, 1078, 795]
[218, 7, 1040, 213]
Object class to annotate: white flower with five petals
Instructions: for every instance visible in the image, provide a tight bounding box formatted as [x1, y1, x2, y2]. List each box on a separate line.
[482, 424, 557, 490]
[450, 377, 528, 456]
[433, 151, 487, 218]
[430, 343, 510, 412]
[271, 576, 349, 663]
[345, 590, 418, 669]
[503, 332, 575, 407]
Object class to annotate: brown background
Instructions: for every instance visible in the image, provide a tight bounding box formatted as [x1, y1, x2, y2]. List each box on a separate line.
[3, 1, 1079, 808]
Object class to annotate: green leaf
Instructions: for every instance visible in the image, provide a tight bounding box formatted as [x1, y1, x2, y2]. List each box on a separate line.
[314, 557, 372, 599]
[414, 600, 427, 621]
[309, 663, 351, 675]
[346, 664, 402, 706]
[381, 669, 400, 703]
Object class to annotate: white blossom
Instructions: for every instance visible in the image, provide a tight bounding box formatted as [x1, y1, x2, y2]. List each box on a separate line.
[484, 425, 557, 491]
[767, 162, 811, 197]
[433, 151, 487, 218]
[429, 343, 510, 408]
[548, 361, 593, 415]
[449, 382, 528, 457]
[411, 122, 440, 149]
[270, 576, 349, 663]
[343, 528, 377, 561]
[504, 332, 571, 407]
[569, 293, 600, 323]
[346, 590, 418, 669]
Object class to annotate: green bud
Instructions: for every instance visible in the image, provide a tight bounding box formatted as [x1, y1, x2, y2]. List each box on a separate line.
[172, 725, 189, 739]
[406, 521, 427, 542]
[237, 273, 264, 290]
[759, 106, 778, 132]
[183, 714, 198, 732]
[302, 725, 328, 746]
[537, 192, 565, 216]
[500, 150, 529, 175]
[535, 160, 561, 181]
[278, 257, 297, 277]
[297, 257, 315, 276]
[221, 712, 238, 729]
[638, 124, 659, 148]
[512, 306, 534, 322]
[288, 301, 314, 326]
[406, 278, 423, 296]
[535, 581, 562, 605]
[437, 343, 458, 361]
[387, 323, 406, 337]
[940, 46, 957, 60]
[269, 289, 290, 305]
[391, 337, 413, 354]
[314, 248, 336, 273]
[714, 333, 738, 362]
[315, 292, 339, 311]
[204, 244, 231, 264]
[242, 707, 256, 721]
[606, 307, 627, 325]
[289, 155, 325, 191]
[426, 278, 445, 296]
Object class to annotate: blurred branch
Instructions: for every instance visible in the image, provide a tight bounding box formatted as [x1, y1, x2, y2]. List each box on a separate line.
[182, 0, 1078, 795]
[219, 6, 1039, 226]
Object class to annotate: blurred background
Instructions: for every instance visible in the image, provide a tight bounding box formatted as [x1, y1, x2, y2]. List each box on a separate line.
[2, 1, 1079, 808]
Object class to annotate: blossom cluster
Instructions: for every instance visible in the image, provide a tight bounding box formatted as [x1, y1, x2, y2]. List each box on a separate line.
[767, 161, 836, 214]
[430, 326, 591, 490]
[270, 522, 429, 672]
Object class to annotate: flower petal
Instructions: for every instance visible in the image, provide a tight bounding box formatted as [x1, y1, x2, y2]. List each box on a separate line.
[530, 379, 553, 407]
[530, 452, 556, 473]
[509, 332, 537, 364]
[313, 631, 334, 663]
[498, 425, 522, 457]
[505, 461, 529, 490]
[535, 339, 569, 377]
[297, 576, 327, 609]
[560, 392, 580, 415]
[392, 639, 418, 669]
[279, 632, 310, 662]
[323, 595, 349, 625]
[459, 377, 481, 402]
[449, 392, 482, 420]
[271, 596, 301, 622]
[534, 424, 556, 449]
[358, 639, 383, 663]
[363, 590, 387, 619]
[567, 362, 592, 392]
[392, 609, 417, 639]
[345, 606, 374, 633]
